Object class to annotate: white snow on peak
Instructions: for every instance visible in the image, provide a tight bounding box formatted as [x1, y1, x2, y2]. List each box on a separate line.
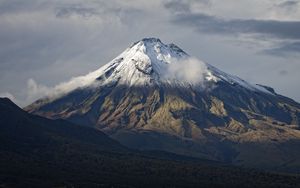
[46, 38, 274, 97]
[92, 37, 219, 87]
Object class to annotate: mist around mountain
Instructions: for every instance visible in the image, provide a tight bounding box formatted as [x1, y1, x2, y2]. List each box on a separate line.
[25, 38, 300, 173]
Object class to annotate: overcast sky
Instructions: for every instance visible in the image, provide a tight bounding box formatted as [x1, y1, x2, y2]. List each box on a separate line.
[0, 0, 300, 107]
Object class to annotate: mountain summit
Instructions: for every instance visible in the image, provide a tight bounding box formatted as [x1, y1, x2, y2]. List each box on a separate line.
[94, 37, 193, 86]
[26, 38, 300, 172]
[93, 37, 272, 92]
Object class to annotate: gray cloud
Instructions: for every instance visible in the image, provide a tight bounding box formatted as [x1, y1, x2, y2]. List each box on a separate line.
[55, 6, 98, 18]
[54, 2, 143, 23]
[270, 0, 300, 19]
[164, 0, 300, 55]
[279, 70, 288, 76]
[168, 12, 300, 40]
[277, 0, 299, 10]
[263, 42, 300, 57]
[164, 0, 191, 13]
[164, 0, 211, 14]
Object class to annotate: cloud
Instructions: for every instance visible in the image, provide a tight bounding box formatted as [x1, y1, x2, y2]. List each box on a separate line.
[169, 12, 300, 40]
[277, 1, 299, 10]
[263, 41, 300, 57]
[55, 6, 99, 18]
[163, 57, 214, 85]
[279, 70, 288, 76]
[268, 0, 300, 21]
[164, 1, 300, 55]
[164, 0, 211, 15]
[25, 66, 107, 103]
[164, 0, 191, 14]
[0, 0, 144, 71]
[26, 78, 52, 102]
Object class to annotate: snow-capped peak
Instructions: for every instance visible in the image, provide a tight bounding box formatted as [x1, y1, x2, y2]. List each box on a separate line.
[93, 37, 219, 87]
[42, 38, 274, 99]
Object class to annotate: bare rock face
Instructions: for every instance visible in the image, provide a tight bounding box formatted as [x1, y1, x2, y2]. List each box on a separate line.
[25, 38, 300, 172]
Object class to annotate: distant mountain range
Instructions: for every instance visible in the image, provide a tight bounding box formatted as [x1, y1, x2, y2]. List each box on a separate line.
[1, 97, 300, 187]
[25, 38, 300, 172]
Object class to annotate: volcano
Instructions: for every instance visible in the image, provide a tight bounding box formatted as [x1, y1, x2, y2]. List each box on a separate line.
[26, 38, 300, 172]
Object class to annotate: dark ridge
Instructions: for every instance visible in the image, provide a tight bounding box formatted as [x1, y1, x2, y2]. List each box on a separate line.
[168, 43, 188, 55]
[141, 37, 162, 43]
[256, 84, 276, 94]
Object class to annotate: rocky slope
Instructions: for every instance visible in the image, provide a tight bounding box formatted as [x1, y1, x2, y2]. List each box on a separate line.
[25, 38, 300, 172]
[5, 98, 300, 187]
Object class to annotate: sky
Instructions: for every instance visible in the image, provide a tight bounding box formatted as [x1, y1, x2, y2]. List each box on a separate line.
[0, 0, 300, 107]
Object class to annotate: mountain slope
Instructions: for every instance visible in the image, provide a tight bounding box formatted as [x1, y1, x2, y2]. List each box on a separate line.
[4, 98, 300, 187]
[25, 38, 300, 172]
[0, 97, 126, 152]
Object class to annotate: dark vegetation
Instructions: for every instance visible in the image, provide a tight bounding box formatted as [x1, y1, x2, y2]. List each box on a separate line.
[1, 98, 299, 188]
